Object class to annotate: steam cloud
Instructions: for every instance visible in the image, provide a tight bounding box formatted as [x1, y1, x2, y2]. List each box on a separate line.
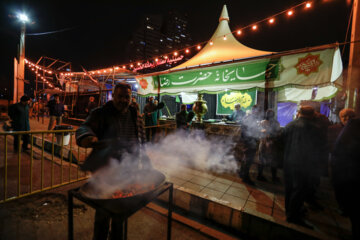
[145, 129, 238, 175]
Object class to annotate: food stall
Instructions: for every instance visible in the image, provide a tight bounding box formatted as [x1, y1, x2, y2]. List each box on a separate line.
[135, 5, 343, 134]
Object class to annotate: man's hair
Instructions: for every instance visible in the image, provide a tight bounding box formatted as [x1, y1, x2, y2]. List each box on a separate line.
[234, 103, 241, 108]
[180, 104, 186, 110]
[298, 105, 315, 118]
[53, 94, 59, 98]
[114, 82, 131, 92]
[20, 95, 30, 102]
[339, 108, 355, 118]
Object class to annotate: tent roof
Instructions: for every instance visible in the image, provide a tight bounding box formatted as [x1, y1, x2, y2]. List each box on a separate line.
[171, 5, 274, 70]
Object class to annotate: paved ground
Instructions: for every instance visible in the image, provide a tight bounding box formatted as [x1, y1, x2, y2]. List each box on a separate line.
[0, 181, 240, 240]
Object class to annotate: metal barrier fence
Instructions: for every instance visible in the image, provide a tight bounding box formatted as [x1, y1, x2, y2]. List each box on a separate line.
[0, 129, 89, 203]
[0, 123, 176, 203]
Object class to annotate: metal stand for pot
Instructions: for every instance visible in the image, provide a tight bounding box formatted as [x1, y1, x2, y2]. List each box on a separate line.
[68, 182, 173, 240]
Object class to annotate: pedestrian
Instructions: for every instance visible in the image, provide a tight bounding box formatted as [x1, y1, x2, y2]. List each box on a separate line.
[176, 104, 194, 130]
[76, 83, 146, 240]
[47, 94, 64, 130]
[239, 104, 263, 185]
[328, 108, 355, 215]
[130, 96, 139, 112]
[282, 105, 322, 228]
[226, 103, 245, 123]
[143, 96, 157, 142]
[332, 117, 360, 240]
[258, 109, 281, 182]
[8, 95, 31, 152]
[85, 96, 97, 116]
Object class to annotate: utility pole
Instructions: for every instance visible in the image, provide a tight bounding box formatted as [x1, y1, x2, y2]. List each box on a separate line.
[17, 22, 26, 101]
[347, 0, 360, 115]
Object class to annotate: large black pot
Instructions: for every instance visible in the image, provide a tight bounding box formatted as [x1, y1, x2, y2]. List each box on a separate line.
[79, 169, 165, 215]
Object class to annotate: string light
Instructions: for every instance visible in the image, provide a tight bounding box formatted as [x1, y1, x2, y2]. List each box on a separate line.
[27, 1, 316, 75]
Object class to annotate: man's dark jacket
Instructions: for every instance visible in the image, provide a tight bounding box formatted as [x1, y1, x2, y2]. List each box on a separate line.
[76, 101, 146, 172]
[8, 103, 30, 131]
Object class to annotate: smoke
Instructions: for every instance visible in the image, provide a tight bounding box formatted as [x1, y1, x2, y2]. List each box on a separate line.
[145, 129, 238, 175]
[82, 129, 240, 198]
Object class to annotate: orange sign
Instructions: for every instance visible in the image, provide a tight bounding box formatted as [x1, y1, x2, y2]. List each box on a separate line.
[295, 53, 323, 76]
[139, 78, 148, 90]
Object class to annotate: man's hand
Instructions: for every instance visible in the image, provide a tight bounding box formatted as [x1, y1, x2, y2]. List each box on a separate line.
[80, 136, 98, 147]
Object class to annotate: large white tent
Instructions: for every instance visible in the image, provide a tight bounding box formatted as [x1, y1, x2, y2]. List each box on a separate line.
[135, 5, 343, 103]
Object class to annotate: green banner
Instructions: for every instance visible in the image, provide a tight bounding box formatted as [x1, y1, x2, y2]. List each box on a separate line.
[216, 90, 257, 115]
[157, 58, 279, 89]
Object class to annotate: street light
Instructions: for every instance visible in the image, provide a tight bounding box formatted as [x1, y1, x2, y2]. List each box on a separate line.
[15, 12, 30, 102]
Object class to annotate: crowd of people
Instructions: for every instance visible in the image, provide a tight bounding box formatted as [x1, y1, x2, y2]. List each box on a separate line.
[229, 102, 358, 237]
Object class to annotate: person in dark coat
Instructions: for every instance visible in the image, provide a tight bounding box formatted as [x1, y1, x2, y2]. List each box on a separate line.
[258, 109, 281, 182]
[332, 118, 360, 239]
[239, 104, 262, 185]
[8, 96, 31, 151]
[85, 96, 97, 116]
[143, 96, 157, 142]
[76, 83, 146, 240]
[47, 94, 64, 130]
[282, 105, 322, 228]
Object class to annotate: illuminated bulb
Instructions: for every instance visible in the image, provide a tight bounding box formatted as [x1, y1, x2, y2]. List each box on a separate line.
[97, 71, 101, 73]
[164, 56, 168, 59]
[37, 74, 40, 76]
[137, 62, 141, 66]
[209, 41, 213, 46]
[155, 58, 159, 62]
[115, 67, 119, 70]
[197, 45, 201, 50]
[60, 73, 63, 75]
[32, 68, 35, 71]
[237, 30, 242, 35]
[91, 71, 95, 74]
[185, 49, 190, 53]
[252, 25, 257, 30]
[122, 66, 126, 69]
[223, 35, 227, 40]
[288, 10, 293, 16]
[174, 52, 178, 56]
[130, 64, 134, 68]
[48, 71, 52, 74]
[269, 18, 275, 24]
[305, 2, 311, 8]
[103, 70, 107, 73]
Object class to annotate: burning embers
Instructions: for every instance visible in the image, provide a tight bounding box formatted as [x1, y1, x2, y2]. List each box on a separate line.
[111, 184, 156, 199]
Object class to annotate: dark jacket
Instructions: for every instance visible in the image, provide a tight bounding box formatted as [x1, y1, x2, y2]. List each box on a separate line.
[283, 117, 323, 174]
[76, 101, 146, 172]
[8, 103, 30, 131]
[176, 110, 188, 129]
[143, 102, 157, 126]
[332, 118, 360, 185]
[47, 100, 64, 117]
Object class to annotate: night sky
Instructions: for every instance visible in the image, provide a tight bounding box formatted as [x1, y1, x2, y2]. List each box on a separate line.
[0, 0, 353, 96]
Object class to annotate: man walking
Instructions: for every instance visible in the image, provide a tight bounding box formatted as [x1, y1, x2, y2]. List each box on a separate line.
[47, 94, 64, 130]
[8, 95, 31, 151]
